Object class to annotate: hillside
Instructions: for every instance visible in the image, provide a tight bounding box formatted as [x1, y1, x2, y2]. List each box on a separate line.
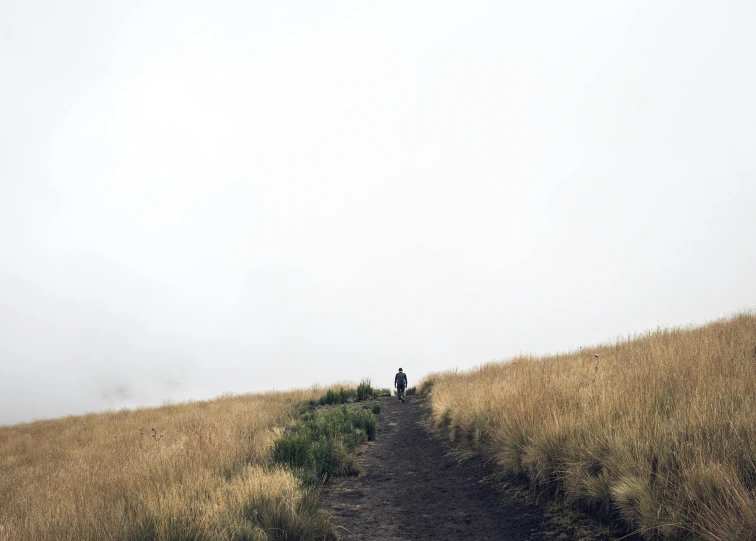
[2, 312, 754, 540]
[419, 312, 756, 540]
[0, 389, 333, 540]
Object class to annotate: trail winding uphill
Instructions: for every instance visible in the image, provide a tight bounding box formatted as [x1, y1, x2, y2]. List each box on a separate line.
[322, 396, 632, 541]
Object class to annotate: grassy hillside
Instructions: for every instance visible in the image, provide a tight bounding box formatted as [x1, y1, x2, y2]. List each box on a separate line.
[0, 389, 334, 540]
[419, 312, 756, 540]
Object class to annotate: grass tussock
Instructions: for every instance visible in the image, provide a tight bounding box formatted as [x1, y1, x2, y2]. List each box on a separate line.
[0, 389, 336, 540]
[419, 312, 756, 540]
[356, 379, 374, 402]
[318, 387, 351, 406]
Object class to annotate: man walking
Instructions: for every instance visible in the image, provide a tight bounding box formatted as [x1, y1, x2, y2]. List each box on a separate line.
[394, 368, 407, 402]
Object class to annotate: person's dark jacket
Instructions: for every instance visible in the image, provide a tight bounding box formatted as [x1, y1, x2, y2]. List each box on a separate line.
[395, 372, 407, 388]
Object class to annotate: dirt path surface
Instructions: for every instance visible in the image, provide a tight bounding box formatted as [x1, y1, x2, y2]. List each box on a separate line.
[322, 396, 636, 541]
[320, 397, 549, 540]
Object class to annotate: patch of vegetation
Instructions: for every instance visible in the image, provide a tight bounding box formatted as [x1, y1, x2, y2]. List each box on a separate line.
[356, 378, 373, 401]
[372, 403, 381, 415]
[274, 393, 380, 486]
[242, 485, 337, 541]
[318, 387, 351, 405]
[132, 465, 337, 541]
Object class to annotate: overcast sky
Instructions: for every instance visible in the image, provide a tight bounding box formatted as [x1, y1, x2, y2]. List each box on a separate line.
[1, 0, 755, 425]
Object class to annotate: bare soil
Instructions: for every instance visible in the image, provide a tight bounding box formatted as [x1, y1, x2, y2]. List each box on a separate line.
[322, 396, 636, 541]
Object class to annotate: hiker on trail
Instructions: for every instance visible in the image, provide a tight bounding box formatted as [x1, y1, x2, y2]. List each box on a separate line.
[394, 368, 407, 402]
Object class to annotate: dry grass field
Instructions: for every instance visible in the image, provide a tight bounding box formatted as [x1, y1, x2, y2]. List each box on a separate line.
[0, 389, 334, 540]
[419, 312, 756, 540]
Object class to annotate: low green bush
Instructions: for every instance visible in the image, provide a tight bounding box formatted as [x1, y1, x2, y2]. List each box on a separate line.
[372, 403, 381, 415]
[272, 431, 312, 470]
[273, 404, 376, 484]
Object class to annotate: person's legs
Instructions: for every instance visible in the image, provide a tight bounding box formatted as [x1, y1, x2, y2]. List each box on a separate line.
[398, 386, 406, 402]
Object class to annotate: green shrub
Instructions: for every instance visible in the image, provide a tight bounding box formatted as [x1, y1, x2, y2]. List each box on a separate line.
[344, 407, 376, 441]
[372, 403, 381, 415]
[310, 436, 338, 477]
[273, 404, 375, 484]
[272, 430, 313, 470]
[319, 387, 351, 406]
[356, 379, 373, 401]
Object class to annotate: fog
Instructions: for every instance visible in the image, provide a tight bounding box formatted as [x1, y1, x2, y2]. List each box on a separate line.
[2, 0, 755, 425]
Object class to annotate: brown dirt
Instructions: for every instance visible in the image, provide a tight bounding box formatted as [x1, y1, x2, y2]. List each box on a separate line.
[322, 396, 637, 541]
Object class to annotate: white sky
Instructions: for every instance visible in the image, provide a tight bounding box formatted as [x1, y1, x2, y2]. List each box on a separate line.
[2, 0, 755, 424]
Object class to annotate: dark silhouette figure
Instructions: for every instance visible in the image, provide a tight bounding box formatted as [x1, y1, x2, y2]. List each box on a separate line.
[395, 368, 407, 402]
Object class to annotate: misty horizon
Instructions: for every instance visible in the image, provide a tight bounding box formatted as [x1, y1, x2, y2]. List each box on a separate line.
[2, 0, 756, 425]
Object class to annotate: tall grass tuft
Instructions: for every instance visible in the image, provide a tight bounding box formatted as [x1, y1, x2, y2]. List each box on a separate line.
[318, 387, 351, 406]
[356, 379, 374, 401]
[419, 312, 756, 540]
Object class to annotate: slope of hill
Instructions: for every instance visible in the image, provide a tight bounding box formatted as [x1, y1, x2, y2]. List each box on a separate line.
[0, 389, 333, 540]
[419, 312, 756, 540]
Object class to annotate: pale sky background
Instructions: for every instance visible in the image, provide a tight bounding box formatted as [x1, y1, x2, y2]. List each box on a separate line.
[1, 0, 755, 425]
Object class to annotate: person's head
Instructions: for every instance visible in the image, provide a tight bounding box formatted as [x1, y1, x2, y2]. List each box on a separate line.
[398, 368, 403, 372]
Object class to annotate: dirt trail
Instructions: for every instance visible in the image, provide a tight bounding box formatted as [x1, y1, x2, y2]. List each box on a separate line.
[322, 396, 635, 540]
[320, 396, 542, 540]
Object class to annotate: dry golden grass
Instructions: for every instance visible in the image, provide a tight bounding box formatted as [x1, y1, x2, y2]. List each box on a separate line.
[0, 388, 335, 540]
[419, 312, 756, 540]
